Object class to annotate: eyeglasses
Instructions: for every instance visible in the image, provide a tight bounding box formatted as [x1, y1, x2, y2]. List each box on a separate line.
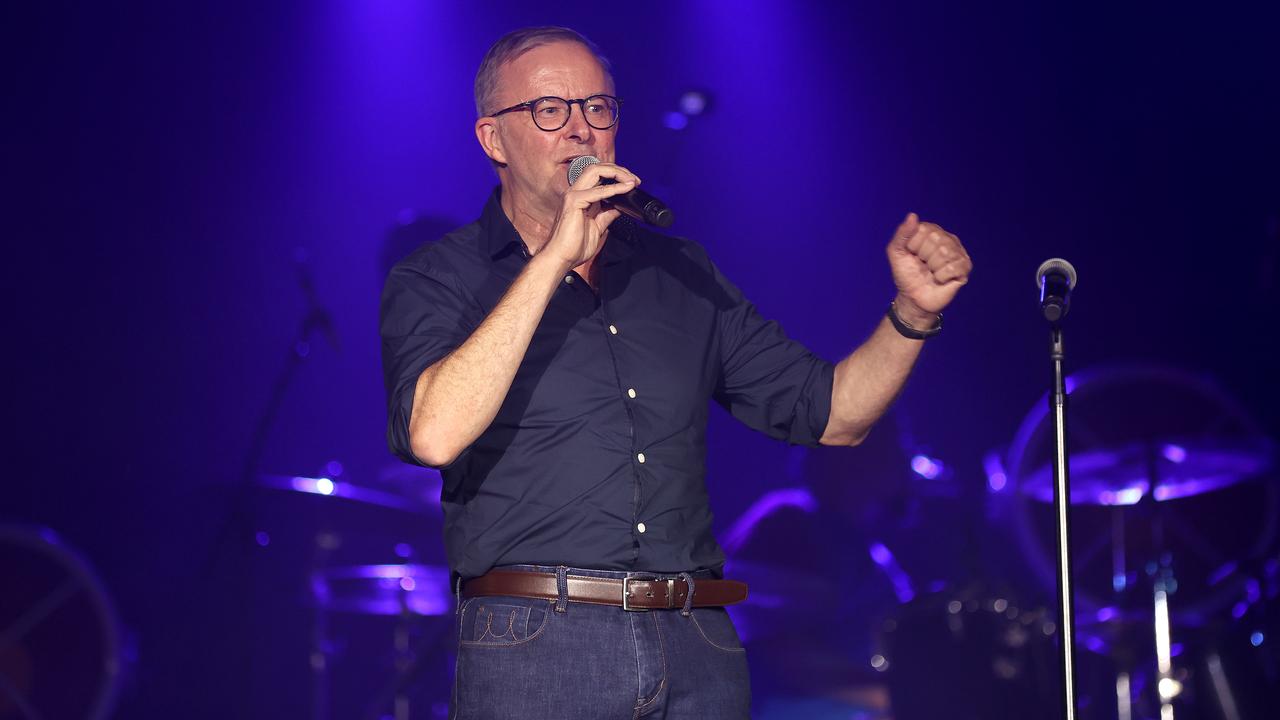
[488, 94, 622, 132]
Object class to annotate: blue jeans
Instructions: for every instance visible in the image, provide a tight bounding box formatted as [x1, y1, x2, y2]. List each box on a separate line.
[451, 565, 751, 719]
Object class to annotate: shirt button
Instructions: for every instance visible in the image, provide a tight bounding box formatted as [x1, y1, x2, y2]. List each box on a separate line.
[564, 275, 575, 284]
[637, 522, 647, 534]
[608, 324, 618, 335]
[637, 452, 646, 464]
[627, 388, 637, 399]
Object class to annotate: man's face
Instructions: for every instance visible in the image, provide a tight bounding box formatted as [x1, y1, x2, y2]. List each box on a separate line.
[476, 41, 617, 214]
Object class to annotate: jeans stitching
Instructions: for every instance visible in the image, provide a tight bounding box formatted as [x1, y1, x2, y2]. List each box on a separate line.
[633, 612, 669, 713]
[451, 597, 476, 720]
[689, 610, 746, 653]
[628, 613, 643, 706]
[459, 599, 554, 648]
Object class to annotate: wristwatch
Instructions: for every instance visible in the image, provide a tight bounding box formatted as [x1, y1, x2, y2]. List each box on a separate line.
[887, 300, 942, 339]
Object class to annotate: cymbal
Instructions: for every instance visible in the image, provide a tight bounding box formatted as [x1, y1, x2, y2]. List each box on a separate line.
[1018, 438, 1273, 506]
[311, 563, 452, 616]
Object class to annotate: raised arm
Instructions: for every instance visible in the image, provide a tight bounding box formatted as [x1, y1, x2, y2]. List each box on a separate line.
[820, 213, 972, 446]
[406, 164, 638, 466]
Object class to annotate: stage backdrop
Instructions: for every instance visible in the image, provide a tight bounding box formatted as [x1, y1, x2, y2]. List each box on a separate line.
[7, 2, 1279, 718]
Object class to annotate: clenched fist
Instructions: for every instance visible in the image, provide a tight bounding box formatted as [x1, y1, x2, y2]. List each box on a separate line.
[886, 213, 972, 325]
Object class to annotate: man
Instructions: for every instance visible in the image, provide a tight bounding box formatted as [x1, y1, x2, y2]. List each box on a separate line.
[380, 26, 971, 719]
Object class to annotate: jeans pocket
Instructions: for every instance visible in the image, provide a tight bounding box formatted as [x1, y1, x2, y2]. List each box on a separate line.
[689, 608, 746, 652]
[459, 597, 551, 647]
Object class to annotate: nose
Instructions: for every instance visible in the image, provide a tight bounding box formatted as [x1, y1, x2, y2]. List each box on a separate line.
[562, 100, 594, 142]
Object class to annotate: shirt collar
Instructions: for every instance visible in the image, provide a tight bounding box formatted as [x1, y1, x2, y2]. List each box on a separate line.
[479, 184, 642, 265]
[481, 186, 525, 260]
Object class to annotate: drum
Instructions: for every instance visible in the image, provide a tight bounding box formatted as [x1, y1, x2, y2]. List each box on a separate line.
[0, 526, 123, 720]
[874, 587, 1062, 720]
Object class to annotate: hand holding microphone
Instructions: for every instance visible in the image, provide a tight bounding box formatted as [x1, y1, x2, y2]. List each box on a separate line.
[569, 155, 674, 229]
[542, 158, 640, 271]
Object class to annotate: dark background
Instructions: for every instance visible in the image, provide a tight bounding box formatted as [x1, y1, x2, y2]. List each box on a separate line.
[6, 1, 1279, 718]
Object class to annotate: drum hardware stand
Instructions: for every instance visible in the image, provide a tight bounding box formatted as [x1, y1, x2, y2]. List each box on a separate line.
[1146, 448, 1182, 720]
[309, 530, 340, 720]
[357, 587, 453, 720]
[1111, 505, 1135, 720]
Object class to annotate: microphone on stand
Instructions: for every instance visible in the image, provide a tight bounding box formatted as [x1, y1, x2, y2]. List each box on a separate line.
[1036, 255, 1082, 719]
[1036, 258, 1077, 322]
[568, 155, 674, 228]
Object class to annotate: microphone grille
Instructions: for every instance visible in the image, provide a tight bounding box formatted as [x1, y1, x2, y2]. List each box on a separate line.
[1036, 258, 1077, 289]
[567, 155, 600, 186]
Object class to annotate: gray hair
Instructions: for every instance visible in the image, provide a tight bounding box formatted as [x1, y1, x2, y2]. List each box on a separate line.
[474, 26, 614, 117]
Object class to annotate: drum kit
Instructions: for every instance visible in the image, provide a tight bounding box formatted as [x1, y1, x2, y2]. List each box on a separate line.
[728, 363, 1278, 720]
[231, 362, 1275, 720]
[994, 365, 1279, 720]
[250, 462, 454, 720]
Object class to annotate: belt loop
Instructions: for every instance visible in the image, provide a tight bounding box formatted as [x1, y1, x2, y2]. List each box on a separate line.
[678, 572, 695, 616]
[555, 566, 569, 613]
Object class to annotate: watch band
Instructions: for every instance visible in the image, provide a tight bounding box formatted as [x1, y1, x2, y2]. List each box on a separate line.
[887, 300, 942, 339]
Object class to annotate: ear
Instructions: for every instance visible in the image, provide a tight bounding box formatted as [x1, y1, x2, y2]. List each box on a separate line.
[475, 117, 507, 166]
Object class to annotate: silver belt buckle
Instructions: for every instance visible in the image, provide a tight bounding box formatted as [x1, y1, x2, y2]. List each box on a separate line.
[622, 576, 675, 611]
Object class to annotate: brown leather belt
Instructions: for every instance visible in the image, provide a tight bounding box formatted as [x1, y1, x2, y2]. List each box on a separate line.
[461, 570, 748, 611]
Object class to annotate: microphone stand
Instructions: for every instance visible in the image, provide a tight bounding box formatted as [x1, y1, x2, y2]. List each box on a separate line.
[1048, 322, 1079, 720]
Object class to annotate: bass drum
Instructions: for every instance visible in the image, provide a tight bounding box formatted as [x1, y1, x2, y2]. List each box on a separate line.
[0, 526, 123, 720]
[874, 586, 1127, 720]
[1190, 573, 1280, 720]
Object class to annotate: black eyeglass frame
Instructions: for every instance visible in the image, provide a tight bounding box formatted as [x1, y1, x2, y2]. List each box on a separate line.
[488, 94, 623, 131]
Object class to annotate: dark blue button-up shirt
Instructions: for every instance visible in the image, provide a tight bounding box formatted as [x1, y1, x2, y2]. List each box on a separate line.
[380, 188, 834, 579]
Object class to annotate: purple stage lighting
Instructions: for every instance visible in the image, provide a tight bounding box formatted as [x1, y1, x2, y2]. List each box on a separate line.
[983, 451, 1008, 492]
[290, 475, 336, 496]
[867, 541, 915, 603]
[663, 111, 689, 131]
[1208, 561, 1238, 586]
[910, 454, 943, 480]
[1232, 601, 1249, 620]
[678, 90, 709, 116]
[1251, 632, 1265, 647]
[869, 542, 892, 566]
[721, 487, 817, 554]
[1161, 444, 1187, 463]
[1247, 579, 1262, 603]
[1106, 486, 1146, 506]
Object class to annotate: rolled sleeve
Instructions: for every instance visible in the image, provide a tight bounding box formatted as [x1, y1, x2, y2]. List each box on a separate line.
[378, 258, 476, 465]
[710, 261, 834, 446]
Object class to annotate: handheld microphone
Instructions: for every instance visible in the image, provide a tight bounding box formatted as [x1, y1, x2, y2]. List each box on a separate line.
[567, 155, 674, 228]
[1036, 258, 1077, 323]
